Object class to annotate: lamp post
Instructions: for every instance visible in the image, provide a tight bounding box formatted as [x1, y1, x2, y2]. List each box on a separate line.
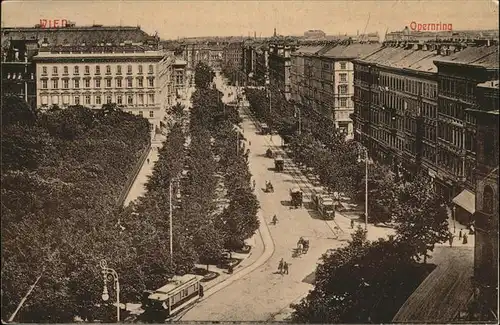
[452, 205, 456, 233]
[100, 260, 120, 323]
[358, 147, 370, 230]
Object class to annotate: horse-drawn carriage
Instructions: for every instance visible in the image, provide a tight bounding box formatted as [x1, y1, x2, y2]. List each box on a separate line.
[296, 237, 310, 255]
[274, 157, 284, 172]
[290, 188, 303, 208]
[266, 148, 274, 158]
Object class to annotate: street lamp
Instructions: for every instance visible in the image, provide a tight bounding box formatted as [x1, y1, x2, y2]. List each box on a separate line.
[100, 259, 120, 323]
[357, 147, 371, 230]
[452, 205, 456, 233]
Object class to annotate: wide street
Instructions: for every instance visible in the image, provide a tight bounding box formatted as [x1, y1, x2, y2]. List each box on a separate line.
[180, 76, 346, 321]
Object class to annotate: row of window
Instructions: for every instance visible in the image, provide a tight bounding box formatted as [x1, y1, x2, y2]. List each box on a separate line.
[40, 93, 155, 107]
[379, 74, 437, 99]
[437, 122, 465, 149]
[422, 143, 437, 162]
[440, 77, 476, 101]
[436, 149, 463, 177]
[41, 64, 155, 76]
[41, 78, 155, 89]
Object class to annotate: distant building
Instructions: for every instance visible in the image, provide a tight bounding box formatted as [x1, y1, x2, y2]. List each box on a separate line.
[223, 41, 243, 69]
[467, 80, 499, 322]
[304, 30, 326, 39]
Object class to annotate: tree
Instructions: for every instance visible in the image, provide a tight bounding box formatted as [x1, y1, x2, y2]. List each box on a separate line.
[291, 228, 417, 323]
[1, 95, 37, 126]
[393, 172, 450, 263]
[194, 62, 215, 89]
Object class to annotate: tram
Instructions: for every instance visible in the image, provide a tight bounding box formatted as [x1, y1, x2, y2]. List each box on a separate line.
[144, 274, 204, 320]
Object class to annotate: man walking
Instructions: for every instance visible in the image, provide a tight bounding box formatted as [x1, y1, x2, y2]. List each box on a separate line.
[448, 233, 454, 247]
[350, 219, 355, 229]
[283, 262, 289, 275]
[278, 258, 284, 275]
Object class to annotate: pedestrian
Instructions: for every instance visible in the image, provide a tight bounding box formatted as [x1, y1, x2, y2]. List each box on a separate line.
[463, 233, 468, 245]
[147, 158, 150, 164]
[252, 179, 256, 189]
[278, 259, 284, 275]
[459, 229, 462, 240]
[350, 219, 354, 229]
[448, 234, 454, 247]
[249, 141, 251, 146]
[283, 262, 289, 275]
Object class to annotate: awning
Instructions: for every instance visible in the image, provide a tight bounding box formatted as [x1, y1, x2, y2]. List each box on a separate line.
[452, 189, 476, 214]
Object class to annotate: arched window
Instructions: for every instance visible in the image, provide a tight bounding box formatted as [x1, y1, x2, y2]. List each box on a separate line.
[483, 185, 494, 214]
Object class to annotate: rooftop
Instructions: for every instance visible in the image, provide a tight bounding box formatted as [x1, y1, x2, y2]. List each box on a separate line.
[322, 42, 382, 59]
[294, 45, 325, 55]
[360, 45, 450, 73]
[2, 25, 155, 50]
[434, 45, 499, 69]
[33, 50, 164, 60]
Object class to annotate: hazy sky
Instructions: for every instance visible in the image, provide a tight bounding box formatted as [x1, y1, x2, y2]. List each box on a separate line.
[2, 0, 499, 39]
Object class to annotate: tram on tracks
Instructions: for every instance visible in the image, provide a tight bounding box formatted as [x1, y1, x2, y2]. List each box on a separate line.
[143, 274, 204, 321]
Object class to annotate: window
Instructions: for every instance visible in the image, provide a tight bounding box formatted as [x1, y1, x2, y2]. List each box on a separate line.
[42, 80, 48, 89]
[128, 95, 133, 105]
[74, 66, 79, 75]
[95, 95, 101, 105]
[148, 78, 154, 88]
[138, 78, 143, 88]
[74, 96, 80, 105]
[340, 73, 347, 82]
[138, 110, 143, 116]
[138, 94, 144, 105]
[85, 95, 91, 105]
[116, 79, 122, 88]
[340, 62, 347, 69]
[128, 79, 133, 88]
[127, 65, 132, 74]
[41, 95, 48, 105]
[85, 66, 90, 74]
[52, 80, 58, 89]
[138, 65, 143, 74]
[63, 66, 68, 74]
[339, 85, 348, 94]
[42, 66, 47, 75]
[51, 95, 58, 105]
[74, 79, 80, 88]
[63, 95, 69, 104]
[148, 94, 155, 104]
[95, 79, 101, 88]
[340, 98, 347, 107]
[95, 66, 100, 75]
[117, 65, 122, 74]
[106, 79, 112, 88]
[53, 66, 58, 74]
[148, 65, 154, 73]
[63, 80, 69, 89]
[106, 65, 111, 74]
[117, 95, 123, 105]
[149, 110, 154, 117]
[106, 95, 112, 104]
[85, 79, 90, 88]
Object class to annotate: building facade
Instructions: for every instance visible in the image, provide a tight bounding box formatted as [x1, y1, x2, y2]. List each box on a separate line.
[292, 42, 381, 139]
[433, 42, 499, 205]
[222, 41, 243, 69]
[268, 40, 298, 100]
[353, 40, 499, 203]
[1, 39, 38, 108]
[33, 47, 166, 133]
[468, 80, 499, 322]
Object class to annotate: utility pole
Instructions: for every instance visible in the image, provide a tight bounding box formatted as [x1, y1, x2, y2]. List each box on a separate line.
[169, 181, 173, 265]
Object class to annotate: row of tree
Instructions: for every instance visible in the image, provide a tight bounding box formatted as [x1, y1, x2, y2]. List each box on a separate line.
[1, 96, 151, 322]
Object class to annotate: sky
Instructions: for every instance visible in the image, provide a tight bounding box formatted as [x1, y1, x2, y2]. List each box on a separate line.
[2, 0, 499, 40]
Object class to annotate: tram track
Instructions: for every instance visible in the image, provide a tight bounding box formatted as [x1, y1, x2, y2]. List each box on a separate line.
[240, 105, 345, 238]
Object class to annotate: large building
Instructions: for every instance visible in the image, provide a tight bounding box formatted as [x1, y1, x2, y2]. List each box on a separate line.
[433, 42, 498, 204]
[223, 41, 244, 69]
[242, 41, 269, 86]
[304, 30, 326, 39]
[33, 46, 166, 133]
[467, 80, 499, 322]
[352, 39, 499, 206]
[291, 41, 381, 138]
